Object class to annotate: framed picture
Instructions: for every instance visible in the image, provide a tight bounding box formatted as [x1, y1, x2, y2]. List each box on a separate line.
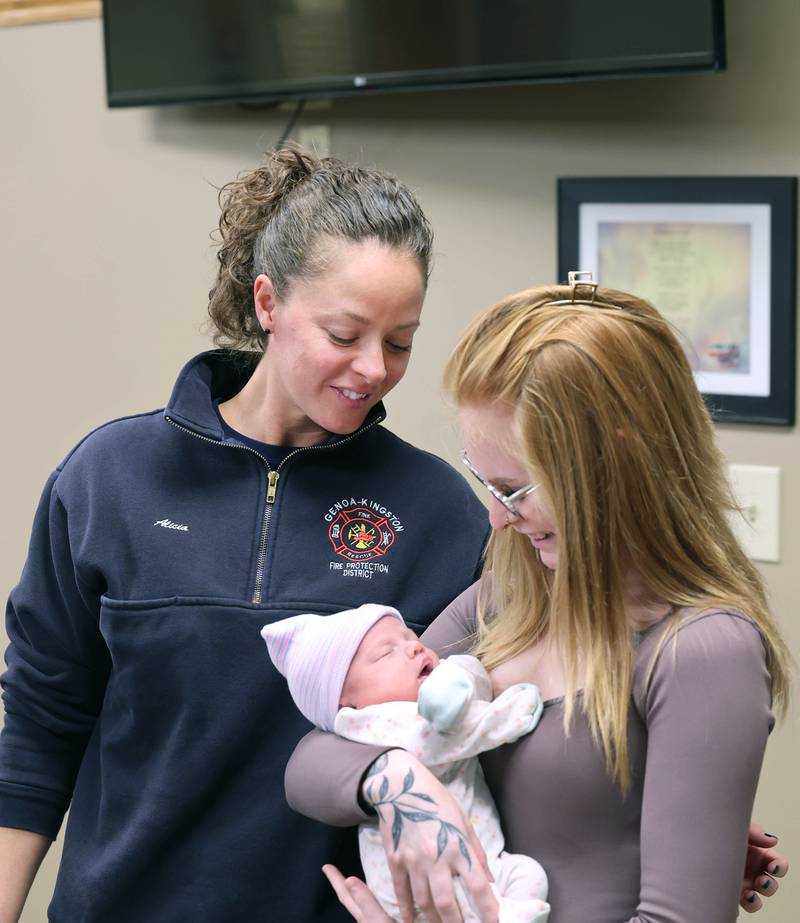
[0, 1, 100, 28]
[558, 177, 797, 425]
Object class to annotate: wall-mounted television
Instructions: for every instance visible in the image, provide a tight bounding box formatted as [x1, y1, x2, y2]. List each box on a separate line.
[103, 0, 726, 109]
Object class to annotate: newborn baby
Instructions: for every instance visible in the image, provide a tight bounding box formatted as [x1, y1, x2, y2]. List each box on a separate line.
[262, 603, 550, 923]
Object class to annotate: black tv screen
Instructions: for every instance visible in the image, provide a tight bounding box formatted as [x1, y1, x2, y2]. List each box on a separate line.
[103, 0, 725, 109]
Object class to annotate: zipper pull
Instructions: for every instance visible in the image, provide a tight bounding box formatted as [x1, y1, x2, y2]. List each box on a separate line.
[266, 470, 279, 504]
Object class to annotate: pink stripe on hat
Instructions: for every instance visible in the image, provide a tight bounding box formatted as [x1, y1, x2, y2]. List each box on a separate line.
[260, 604, 404, 730]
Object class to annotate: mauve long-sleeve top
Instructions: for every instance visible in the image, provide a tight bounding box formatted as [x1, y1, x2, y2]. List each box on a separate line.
[286, 581, 774, 923]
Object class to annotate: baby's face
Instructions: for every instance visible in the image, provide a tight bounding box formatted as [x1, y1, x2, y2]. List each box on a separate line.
[339, 616, 440, 709]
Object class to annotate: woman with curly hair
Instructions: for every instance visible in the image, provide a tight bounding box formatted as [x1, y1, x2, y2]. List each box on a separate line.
[0, 146, 489, 922]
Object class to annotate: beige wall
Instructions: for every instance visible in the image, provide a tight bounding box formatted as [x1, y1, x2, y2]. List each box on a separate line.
[1, 1, 798, 919]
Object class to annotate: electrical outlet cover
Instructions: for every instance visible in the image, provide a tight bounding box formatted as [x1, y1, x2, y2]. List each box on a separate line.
[727, 464, 781, 563]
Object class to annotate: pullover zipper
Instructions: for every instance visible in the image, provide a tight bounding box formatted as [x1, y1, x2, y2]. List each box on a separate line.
[165, 414, 383, 604]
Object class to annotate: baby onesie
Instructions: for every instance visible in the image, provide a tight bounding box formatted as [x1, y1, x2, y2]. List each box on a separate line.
[334, 655, 550, 923]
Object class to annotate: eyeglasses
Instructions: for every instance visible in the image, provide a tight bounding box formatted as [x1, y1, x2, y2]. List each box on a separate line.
[460, 450, 538, 518]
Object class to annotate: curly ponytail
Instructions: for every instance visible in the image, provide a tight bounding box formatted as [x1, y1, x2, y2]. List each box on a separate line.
[208, 144, 433, 351]
[208, 146, 315, 350]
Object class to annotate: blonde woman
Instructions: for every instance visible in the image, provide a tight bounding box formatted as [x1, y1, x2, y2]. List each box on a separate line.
[287, 278, 791, 923]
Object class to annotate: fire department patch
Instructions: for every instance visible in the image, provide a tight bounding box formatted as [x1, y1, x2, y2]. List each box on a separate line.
[328, 506, 396, 561]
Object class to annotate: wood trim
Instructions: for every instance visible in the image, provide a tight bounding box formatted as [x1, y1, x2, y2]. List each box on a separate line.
[0, 0, 101, 27]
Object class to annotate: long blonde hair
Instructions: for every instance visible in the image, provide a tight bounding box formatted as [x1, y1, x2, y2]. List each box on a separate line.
[445, 284, 791, 790]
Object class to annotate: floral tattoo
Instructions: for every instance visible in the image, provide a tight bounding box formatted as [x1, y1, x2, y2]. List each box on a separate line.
[364, 754, 472, 868]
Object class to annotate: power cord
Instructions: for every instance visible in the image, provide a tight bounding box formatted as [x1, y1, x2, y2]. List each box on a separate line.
[274, 99, 306, 149]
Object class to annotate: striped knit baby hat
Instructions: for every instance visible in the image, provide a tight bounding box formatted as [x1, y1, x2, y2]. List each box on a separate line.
[261, 604, 404, 731]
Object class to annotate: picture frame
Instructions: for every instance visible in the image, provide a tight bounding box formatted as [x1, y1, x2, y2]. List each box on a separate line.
[0, 0, 100, 28]
[558, 177, 797, 426]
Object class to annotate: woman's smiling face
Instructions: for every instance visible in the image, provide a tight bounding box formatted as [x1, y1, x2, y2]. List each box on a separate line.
[460, 405, 559, 570]
[256, 238, 425, 443]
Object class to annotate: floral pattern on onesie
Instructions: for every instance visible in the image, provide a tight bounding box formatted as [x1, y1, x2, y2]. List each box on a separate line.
[334, 655, 550, 923]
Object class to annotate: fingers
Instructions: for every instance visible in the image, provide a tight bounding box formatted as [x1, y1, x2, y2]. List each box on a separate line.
[346, 878, 397, 923]
[741, 891, 763, 913]
[742, 823, 788, 901]
[322, 865, 395, 923]
[761, 852, 788, 878]
[740, 873, 781, 913]
[755, 874, 779, 896]
[394, 861, 495, 923]
[370, 759, 494, 923]
[769, 860, 788, 878]
[406, 863, 455, 923]
[747, 823, 779, 849]
[465, 817, 495, 883]
[322, 865, 363, 919]
[459, 822, 498, 921]
[417, 855, 497, 923]
[459, 867, 500, 923]
[388, 862, 418, 923]
[423, 870, 464, 923]
[395, 855, 478, 923]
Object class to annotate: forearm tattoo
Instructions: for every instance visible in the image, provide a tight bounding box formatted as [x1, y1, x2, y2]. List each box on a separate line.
[363, 754, 471, 867]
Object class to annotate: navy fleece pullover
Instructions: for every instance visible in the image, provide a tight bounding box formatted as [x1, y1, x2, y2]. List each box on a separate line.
[1, 351, 489, 922]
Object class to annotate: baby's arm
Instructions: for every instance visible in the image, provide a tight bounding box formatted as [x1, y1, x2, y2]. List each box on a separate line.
[417, 655, 492, 732]
[435, 679, 543, 760]
[335, 675, 542, 769]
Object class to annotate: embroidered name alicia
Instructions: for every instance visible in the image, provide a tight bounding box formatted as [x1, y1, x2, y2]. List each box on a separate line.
[153, 519, 189, 532]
